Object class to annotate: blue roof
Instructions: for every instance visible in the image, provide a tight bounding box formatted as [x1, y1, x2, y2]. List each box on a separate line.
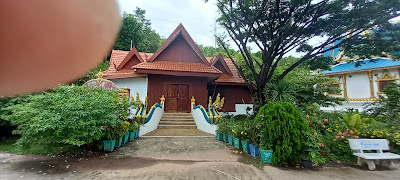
[322, 58, 400, 74]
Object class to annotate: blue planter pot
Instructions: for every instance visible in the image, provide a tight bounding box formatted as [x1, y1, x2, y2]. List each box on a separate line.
[135, 129, 140, 138]
[228, 135, 234, 145]
[115, 136, 123, 148]
[261, 150, 273, 163]
[103, 140, 115, 152]
[129, 131, 136, 142]
[234, 138, 241, 149]
[123, 133, 129, 144]
[216, 133, 223, 141]
[241, 141, 252, 154]
[223, 134, 228, 143]
[249, 143, 260, 158]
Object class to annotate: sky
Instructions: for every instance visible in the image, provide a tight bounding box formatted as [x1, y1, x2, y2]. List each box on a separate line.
[117, 0, 221, 48]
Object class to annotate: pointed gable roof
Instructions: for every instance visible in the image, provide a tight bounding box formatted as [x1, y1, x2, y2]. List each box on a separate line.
[211, 53, 233, 76]
[148, 24, 209, 65]
[116, 46, 144, 70]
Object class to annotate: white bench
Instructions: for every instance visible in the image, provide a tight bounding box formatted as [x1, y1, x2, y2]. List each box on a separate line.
[349, 139, 400, 170]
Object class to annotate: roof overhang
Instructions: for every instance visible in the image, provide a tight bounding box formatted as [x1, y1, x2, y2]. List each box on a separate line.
[134, 69, 221, 78]
[324, 65, 400, 75]
[103, 73, 147, 80]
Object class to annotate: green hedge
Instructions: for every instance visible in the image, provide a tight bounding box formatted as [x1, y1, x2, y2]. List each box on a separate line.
[3, 86, 124, 153]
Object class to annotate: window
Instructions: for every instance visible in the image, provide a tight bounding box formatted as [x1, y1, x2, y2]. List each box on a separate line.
[327, 82, 342, 95]
[378, 80, 394, 92]
[376, 70, 398, 94]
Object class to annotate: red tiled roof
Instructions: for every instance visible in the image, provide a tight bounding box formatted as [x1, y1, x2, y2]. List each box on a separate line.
[133, 61, 222, 74]
[214, 58, 246, 84]
[104, 50, 246, 83]
[103, 50, 146, 79]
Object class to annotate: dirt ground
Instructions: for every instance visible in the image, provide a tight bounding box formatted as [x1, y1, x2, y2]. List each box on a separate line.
[0, 137, 399, 180]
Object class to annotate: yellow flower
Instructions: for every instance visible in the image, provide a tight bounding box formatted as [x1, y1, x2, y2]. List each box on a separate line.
[232, 130, 236, 133]
[244, 133, 247, 135]
[345, 141, 348, 143]
[397, 142, 400, 145]
[241, 132, 244, 135]
[371, 136, 375, 138]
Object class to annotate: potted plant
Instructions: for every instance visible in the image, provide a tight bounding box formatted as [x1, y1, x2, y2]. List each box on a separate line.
[232, 122, 246, 149]
[135, 126, 140, 138]
[302, 129, 326, 166]
[121, 121, 130, 144]
[216, 118, 229, 142]
[128, 121, 138, 142]
[248, 120, 260, 158]
[115, 122, 127, 148]
[102, 125, 118, 152]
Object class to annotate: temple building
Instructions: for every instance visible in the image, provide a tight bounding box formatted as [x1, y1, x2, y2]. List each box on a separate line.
[103, 24, 252, 115]
[321, 58, 400, 111]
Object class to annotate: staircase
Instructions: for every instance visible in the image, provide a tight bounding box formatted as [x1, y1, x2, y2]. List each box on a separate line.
[158, 113, 197, 129]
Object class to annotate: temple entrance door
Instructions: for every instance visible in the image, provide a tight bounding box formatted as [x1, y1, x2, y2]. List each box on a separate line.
[166, 84, 189, 112]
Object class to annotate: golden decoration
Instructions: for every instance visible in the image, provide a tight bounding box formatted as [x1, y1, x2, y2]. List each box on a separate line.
[368, 71, 376, 99]
[342, 74, 348, 98]
[136, 91, 143, 105]
[96, 72, 105, 84]
[160, 95, 165, 104]
[191, 96, 196, 106]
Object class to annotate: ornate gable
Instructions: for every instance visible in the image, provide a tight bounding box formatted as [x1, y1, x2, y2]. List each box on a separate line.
[148, 24, 209, 65]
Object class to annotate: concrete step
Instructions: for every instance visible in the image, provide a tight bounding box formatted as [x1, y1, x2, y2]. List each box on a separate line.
[163, 113, 192, 117]
[158, 125, 197, 129]
[159, 121, 196, 125]
[160, 117, 194, 121]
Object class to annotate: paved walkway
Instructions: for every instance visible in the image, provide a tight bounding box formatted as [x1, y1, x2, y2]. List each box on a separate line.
[0, 137, 399, 179]
[143, 129, 214, 137]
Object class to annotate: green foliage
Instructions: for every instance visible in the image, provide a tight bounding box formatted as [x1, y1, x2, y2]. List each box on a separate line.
[255, 102, 308, 166]
[342, 113, 376, 129]
[215, 0, 400, 112]
[366, 82, 400, 123]
[114, 8, 161, 52]
[2, 86, 125, 153]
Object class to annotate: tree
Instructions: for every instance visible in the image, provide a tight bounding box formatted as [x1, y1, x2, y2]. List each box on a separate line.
[215, 0, 400, 111]
[114, 8, 161, 52]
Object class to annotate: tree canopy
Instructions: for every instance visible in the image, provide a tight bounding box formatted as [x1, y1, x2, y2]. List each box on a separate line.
[113, 8, 161, 52]
[215, 0, 400, 111]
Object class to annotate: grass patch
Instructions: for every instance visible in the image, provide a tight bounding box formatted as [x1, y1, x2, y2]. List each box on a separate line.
[0, 136, 81, 155]
[240, 156, 264, 169]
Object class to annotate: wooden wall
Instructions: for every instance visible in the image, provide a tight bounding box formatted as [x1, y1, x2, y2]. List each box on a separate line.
[147, 74, 208, 112]
[208, 84, 252, 112]
[153, 35, 204, 63]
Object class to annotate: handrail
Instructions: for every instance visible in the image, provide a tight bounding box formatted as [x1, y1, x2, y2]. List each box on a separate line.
[133, 92, 165, 124]
[191, 93, 224, 124]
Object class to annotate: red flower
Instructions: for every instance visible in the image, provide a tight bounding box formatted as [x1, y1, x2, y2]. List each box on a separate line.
[319, 143, 324, 147]
[321, 125, 326, 128]
[354, 136, 359, 139]
[324, 119, 328, 122]
[336, 136, 340, 140]
[259, 114, 264, 117]
[313, 113, 317, 116]
[258, 124, 261, 127]
[341, 136, 345, 139]
[349, 130, 354, 135]
[306, 115, 310, 119]
[338, 131, 342, 135]
[318, 120, 322, 123]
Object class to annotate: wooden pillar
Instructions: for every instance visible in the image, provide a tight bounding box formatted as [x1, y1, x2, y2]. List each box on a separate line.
[368, 71, 376, 99]
[342, 74, 348, 99]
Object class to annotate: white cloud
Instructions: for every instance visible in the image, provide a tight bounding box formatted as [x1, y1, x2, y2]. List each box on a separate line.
[116, 0, 220, 47]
